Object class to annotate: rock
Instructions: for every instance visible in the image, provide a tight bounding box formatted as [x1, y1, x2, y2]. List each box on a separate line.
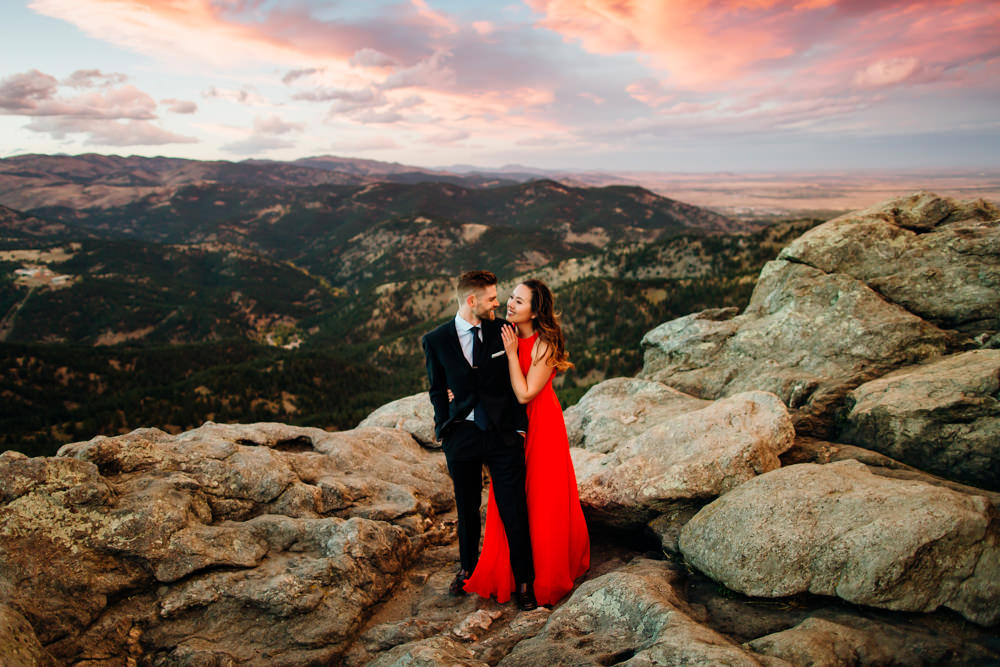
[1, 422, 453, 665]
[747, 616, 893, 666]
[0, 604, 57, 667]
[358, 392, 438, 448]
[636, 192, 999, 438]
[841, 349, 1000, 490]
[778, 192, 1000, 336]
[451, 608, 504, 642]
[782, 436, 1000, 509]
[367, 636, 489, 666]
[564, 376, 710, 453]
[571, 391, 794, 529]
[679, 460, 1000, 626]
[743, 613, 1000, 667]
[498, 558, 781, 666]
[641, 260, 954, 437]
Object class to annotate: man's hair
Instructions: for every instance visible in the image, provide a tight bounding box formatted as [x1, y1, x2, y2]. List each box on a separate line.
[457, 270, 497, 298]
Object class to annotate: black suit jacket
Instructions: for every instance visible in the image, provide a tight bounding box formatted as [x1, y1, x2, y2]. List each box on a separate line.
[422, 316, 528, 441]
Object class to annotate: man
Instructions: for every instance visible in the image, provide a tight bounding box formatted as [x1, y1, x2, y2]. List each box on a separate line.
[422, 270, 536, 611]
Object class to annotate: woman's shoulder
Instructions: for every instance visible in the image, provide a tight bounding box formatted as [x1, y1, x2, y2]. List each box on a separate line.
[531, 336, 551, 362]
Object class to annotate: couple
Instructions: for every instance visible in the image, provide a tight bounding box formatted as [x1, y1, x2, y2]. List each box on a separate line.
[422, 270, 590, 611]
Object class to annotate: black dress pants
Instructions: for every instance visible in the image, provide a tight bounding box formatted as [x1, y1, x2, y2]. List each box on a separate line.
[443, 421, 534, 584]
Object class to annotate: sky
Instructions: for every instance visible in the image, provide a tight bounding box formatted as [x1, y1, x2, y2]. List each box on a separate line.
[1, 0, 998, 172]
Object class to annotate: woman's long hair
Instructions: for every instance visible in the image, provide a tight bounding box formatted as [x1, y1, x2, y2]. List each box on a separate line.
[522, 279, 573, 372]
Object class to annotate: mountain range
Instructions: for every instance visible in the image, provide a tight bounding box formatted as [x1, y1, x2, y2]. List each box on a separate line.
[0, 153, 819, 455]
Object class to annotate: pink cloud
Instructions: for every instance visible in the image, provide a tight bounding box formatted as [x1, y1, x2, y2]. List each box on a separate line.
[162, 98, 198, 114]
[253, 114, 304, 136]
[25, 117, 197, 146]
[527, 0, 1000, 92]
[62, 69, 127, 88]
[1, 69, 196, 146]
[0, 70, 156, 119]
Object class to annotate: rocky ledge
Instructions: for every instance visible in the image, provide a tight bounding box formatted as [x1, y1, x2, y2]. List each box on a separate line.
[2, 192, 999, 665]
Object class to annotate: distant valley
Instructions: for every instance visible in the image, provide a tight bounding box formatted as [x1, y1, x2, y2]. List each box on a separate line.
[2, 153, 826, 455]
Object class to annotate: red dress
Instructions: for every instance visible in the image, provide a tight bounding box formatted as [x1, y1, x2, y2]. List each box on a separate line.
[464, 332, 590, 605]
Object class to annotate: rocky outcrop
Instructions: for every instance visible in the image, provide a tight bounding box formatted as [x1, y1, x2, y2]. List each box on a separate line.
[563, 376, 710, 453]
[498, 558, 780, 666]
[841, 349, 1000, 490]
[777, 192, 999, 337]
[0, 423, 452, 665]
[569, 389, 794, 534]
[679, 460, 1000, 626]
[357, 391, 438, 447]
[640, 192, 998, 437]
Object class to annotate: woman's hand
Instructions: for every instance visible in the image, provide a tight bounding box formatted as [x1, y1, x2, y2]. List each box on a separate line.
[501, 323, 518, 357]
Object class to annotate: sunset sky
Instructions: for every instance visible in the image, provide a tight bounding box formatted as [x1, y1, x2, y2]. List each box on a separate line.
[1, 0, 998, 172]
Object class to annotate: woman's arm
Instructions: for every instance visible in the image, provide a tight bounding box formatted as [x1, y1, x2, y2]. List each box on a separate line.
[501, 324, 553, 404]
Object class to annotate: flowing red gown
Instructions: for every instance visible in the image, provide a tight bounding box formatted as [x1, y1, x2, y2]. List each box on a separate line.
[464, 332, 590, 605]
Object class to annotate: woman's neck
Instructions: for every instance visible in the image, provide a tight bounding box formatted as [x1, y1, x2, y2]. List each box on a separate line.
[515, 321, 534, 338]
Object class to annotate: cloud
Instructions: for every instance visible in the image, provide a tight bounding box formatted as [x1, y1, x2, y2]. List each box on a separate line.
[349, 48, 398, 68]
[162, 98, 197, 114]
[202, 85, 270, 106]
[626, 78, 673, 107]
[380, 50, 456, 90]
[0, 69, 156, 119]
[527, 0, 1000, 91]
[282, 68, 321, 85]
[220, 113, 303, 155]
[331, 136, 401, 152]
[253, 114, 304, 135]
[424, 128, 469, 144]
[24, 116, 197, 145]
[62, 69, 127, 88]
[0, 70, 58, 111]
[222, 135, 297, 155]
[853, 57, 923, 87]
[0, 68, 198, 146]
[293, 86, 385, 108]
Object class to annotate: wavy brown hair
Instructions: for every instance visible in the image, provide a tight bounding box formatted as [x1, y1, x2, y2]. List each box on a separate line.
[521, 279, 573, 372]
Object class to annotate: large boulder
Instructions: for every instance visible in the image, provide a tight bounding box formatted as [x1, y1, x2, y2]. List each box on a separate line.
[358, 391, 438, 448]
[679, 460, 1000, 626]
[745, 613, 1000, 666]
[498, 558, 783, 666]
[571, 390, 794, 530]
[641, 261, 953, 436]
[639, 192, 999, 437]
[0, 423, 452, 665]
[841, 349, 1000, 490]
[564, 376, 710, 453]
[778, 192, 999, 337]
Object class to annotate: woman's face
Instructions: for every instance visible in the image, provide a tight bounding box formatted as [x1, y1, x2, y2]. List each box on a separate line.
[506, 284, 535, 324]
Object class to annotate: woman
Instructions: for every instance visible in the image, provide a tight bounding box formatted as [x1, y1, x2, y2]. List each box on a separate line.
[463, 279, 590, 606]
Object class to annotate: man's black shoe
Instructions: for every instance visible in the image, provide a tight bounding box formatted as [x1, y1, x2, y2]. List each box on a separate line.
[449, 570, 470, 596]
[514, 582, 537, 611]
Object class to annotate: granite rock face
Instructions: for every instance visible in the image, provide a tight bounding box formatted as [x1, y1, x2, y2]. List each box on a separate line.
[640, 192, 998, 437]
[570, 390, 795, 529]
[679, 460, 1000, 626]
[777, 192, 999, 336]
[498, 558, 781, 666]
[0, 423, 452, 665]
[357, 391, 438, 448]
[563, 376, 710, 453]
[841, 349, 1000, 490]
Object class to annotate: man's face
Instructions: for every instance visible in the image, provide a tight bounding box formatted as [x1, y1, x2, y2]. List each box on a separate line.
[471, 285, 499, 320]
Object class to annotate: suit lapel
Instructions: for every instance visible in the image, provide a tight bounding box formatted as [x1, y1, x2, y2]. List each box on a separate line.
[443, 320, 469, 366]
